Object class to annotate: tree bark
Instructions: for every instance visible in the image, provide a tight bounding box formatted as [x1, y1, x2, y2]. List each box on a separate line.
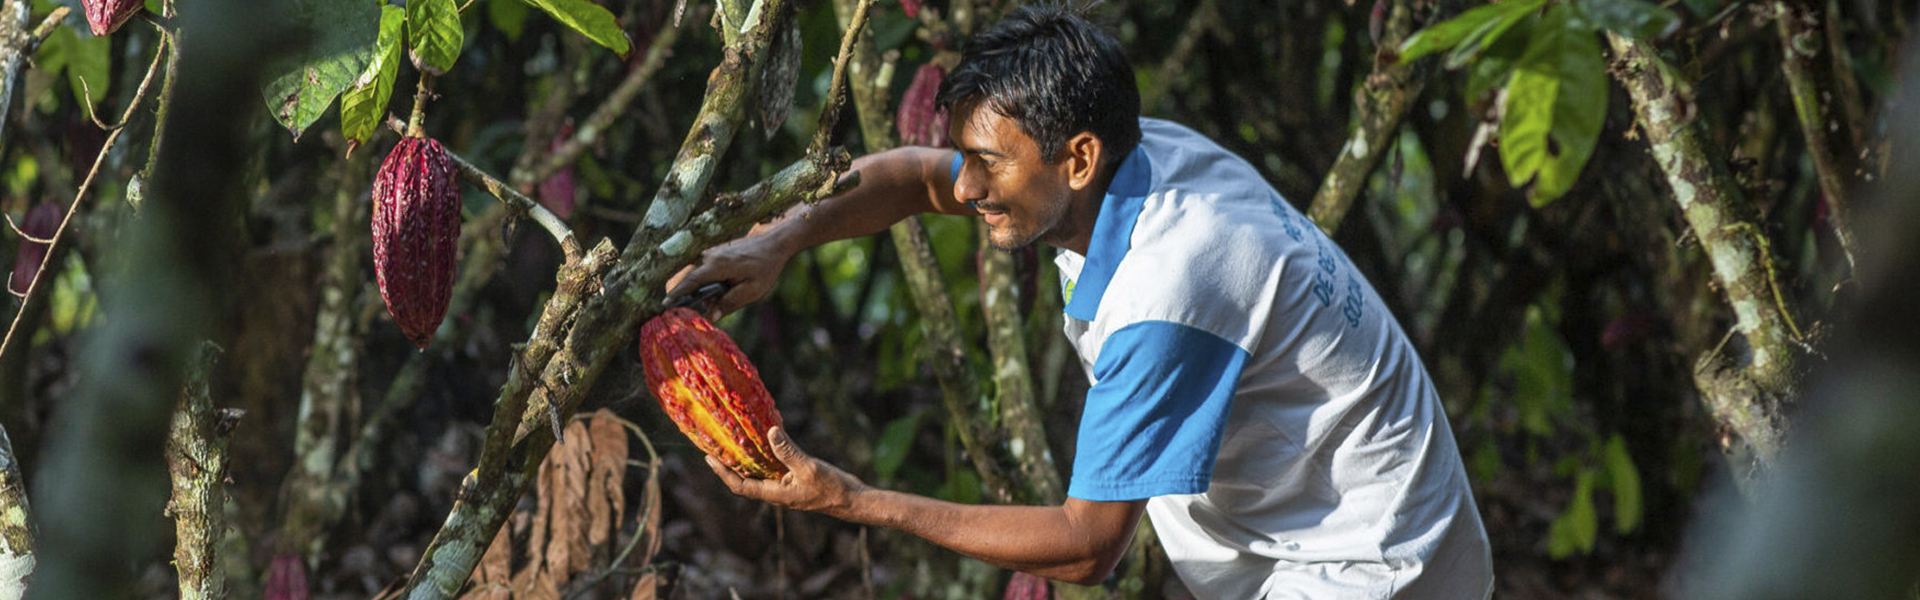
[975, 238, 1064, 506]
[1774, 0, 1862, 269]
[23, 1, 292, 598]
[1607, 34, 1805, 476]
[0, 425, 32, 600]
[168, 343, 234, 600]
[1307, 0, 1432, 233]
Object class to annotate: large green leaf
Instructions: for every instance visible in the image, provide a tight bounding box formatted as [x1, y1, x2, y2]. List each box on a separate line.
[521, 0, 632, 58]
[340, 5, 405, 150]
[1399, 0, 1543, 65]
[39, 25, 112, 107]
[1498, 5, 1607, 206]
[407, 0, 464, 76]
[262, 0, 381, 139]
[1573, 0, 1679, 40]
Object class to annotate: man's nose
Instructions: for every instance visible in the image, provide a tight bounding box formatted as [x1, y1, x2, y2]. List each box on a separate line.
[953, 165, 986, 207]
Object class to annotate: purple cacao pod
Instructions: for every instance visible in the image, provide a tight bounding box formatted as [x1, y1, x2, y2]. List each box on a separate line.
[538, 124, 577, 220]
[896, 64, 949, 148]
[1003, 572, 1050, 600]
[84, 0, 143, 36]
[9, 202, 61, 295]
[264, 554, 309, 600]
[372, 136, 462, 348]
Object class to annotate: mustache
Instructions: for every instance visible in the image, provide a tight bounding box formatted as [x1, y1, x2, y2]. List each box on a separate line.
[969, 201, 1007, 213]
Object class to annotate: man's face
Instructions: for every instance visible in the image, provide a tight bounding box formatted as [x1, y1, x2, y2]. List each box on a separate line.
[948, 104, 1081, 252]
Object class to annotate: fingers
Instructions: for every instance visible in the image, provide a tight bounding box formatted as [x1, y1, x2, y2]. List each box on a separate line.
[767, 426, 810, 466]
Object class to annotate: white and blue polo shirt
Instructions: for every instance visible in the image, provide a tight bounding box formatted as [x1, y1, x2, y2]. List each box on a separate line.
[964, 119, 1493, 598]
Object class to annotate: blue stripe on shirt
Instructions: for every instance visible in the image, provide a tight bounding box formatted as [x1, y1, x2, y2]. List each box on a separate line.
[1068, 321, 1247, 501]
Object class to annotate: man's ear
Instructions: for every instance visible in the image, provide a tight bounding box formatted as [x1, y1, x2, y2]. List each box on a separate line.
[1064, 132, 1104, 191]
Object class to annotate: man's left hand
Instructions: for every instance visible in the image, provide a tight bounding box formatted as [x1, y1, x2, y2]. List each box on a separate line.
[706, 426, 869, 519]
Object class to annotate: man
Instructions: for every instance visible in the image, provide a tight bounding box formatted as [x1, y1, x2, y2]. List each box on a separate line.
[667, 5, 1493, 598]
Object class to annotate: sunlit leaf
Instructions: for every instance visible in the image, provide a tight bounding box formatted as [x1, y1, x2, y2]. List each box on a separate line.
[261, 0, 381, 139]
[407, 0, 464, 76]
[1604, 434, 1644, 533]
[1399, 0, 1543, 65]
[39, 25, 112, 107]
[1464, 16, 1534, 107]
[340, 4, 405, 150]
[521, 0, 632, 58]
[1499, 5, 1606, 206]
[1572, 0, 1679, 40]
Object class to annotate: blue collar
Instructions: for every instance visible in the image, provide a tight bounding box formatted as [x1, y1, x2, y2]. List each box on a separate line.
[1064, 146, 1153, 322]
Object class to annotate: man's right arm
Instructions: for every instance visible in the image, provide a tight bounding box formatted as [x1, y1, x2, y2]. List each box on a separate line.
[666, 146, 969, 317]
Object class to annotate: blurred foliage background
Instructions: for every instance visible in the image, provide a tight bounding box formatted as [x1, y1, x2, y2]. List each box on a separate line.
[0, 0, 1910, 597]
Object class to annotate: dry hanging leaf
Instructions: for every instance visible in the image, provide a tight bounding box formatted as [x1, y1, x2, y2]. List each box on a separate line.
[627, 572, 660, 600]
[587, 409, 629, 546]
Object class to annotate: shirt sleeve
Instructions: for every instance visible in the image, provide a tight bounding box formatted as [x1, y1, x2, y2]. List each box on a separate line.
[1067, 320, 1247, 501]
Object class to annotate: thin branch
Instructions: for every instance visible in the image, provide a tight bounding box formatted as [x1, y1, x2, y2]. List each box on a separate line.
[515, 22, 684, 190]
[810, 0, 875, 155]
[0, 21, 172, 363]
[0, 5, 72, 151]
[384, 115, 581, 261]
[1774, 0, 1861, 270]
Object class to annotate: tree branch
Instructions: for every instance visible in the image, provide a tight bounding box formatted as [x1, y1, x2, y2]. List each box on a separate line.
[0, 4, 70, 152]
[167, 343, 234, 600]
[1774, 0, 1861, 270]
[1608, 33, 1805, 475]
[514, 22, 684, 191]
[1307, 0, 1430, 234]
[0, 423, 32, 600]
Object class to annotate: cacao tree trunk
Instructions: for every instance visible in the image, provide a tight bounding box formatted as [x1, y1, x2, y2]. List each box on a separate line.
[168, 343, 233, 600]
[1607, 34, 1806, 479]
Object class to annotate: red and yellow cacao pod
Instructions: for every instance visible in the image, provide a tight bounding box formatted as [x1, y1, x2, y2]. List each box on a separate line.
[639, 308, 786, 479]
[371, 136, 461, 348]
[9, 202, 61, 296]
[84, 0, 142, 37]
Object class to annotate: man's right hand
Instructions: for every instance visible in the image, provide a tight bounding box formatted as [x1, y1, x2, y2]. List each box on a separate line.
[665, 229, 793, 320]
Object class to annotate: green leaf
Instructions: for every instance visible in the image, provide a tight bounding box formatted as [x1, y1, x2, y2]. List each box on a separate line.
[1442, 0, 1543, 71]
[262, 0, 382, 139]
[1547, 471, 1598, 558]
[1464, 17, 1534, 107]
[1603, 434, 1643, 533]
[1498, 5, 1607, 206]
[1572, 0, 1679, 40]
[1399, 0, 1543, 64]
[340, 5, 406, 150]
[42, 26, 112, 106]
[873, 411, 925, 481]
[407, 0, 465, 76]
[488, 0, 530, 42]
[521, 0, 632, 58]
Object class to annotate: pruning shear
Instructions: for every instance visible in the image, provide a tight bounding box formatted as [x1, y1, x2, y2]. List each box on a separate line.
[667, 281, 732, 314]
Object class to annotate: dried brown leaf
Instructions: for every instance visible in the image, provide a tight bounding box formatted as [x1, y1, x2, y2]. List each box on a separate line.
[457, 525, 514, 600]
[627, 572, 660, 600]
[587, 410, 629, 546]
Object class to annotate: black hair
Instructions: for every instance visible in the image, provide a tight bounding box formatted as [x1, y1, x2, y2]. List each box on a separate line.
[936, 3, 1141, 169]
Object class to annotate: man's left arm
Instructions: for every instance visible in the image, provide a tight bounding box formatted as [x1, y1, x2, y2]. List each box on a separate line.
[708, 427, 1145, 585]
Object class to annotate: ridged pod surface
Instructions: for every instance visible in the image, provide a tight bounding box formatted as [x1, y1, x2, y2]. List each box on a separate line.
[896, 64, 949, 148]
[371, 136, 461, 348]
[639, 308, 786, 479]
[84, 0, 142, 36]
